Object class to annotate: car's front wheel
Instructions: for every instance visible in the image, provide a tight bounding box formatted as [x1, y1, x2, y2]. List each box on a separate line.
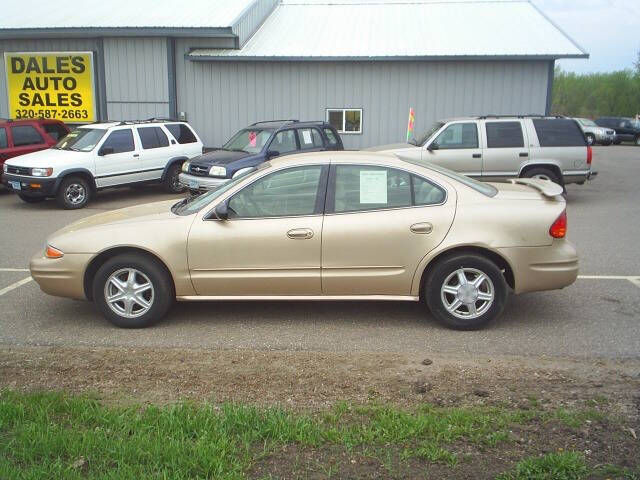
[56, 176, 91, 209]
[93, 253, 174, 328]
[424, 254, 508, 330]
[164, 163, 186, 193]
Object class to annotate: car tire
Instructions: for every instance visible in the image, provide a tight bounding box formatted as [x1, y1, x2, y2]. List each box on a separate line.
[93, 253, 174, 328]
[164, 163, 186, 193]
[18, 194, 45, 204]
[522, 167, 562, 185]
[635, 135, 640, 147]
[424, 254, 508, 330]
[585, 133, 595, 146]
[56, 176, 91, 209]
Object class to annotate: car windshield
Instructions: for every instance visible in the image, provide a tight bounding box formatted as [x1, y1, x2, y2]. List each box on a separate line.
[578, 118, 596, 127]
[412, 122, 444, 146]
[54, 128, 106, 152]
[223, 128, 274, 154]
[172, 166, 262, 216]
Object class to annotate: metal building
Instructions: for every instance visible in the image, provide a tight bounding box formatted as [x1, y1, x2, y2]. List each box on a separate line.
[0, 0, 587, 149]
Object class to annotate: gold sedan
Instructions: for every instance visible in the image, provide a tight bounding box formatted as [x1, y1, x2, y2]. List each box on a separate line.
[30, 152, 578, 330]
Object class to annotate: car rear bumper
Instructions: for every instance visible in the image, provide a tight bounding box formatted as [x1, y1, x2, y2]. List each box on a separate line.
[30, 251, 93, 300]
[498, 240, 579, 294]
[178, 172, 229, 192]
[2, 173, 57, 197]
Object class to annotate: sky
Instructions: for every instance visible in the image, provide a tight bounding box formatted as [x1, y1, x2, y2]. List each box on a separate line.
[533, 0, 640, 73]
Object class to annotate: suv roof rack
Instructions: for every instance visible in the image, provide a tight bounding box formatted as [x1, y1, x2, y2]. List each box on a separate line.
[250, 119, 299, 126]
[477, 114, 565, 119]
[116, 117, 181, 126]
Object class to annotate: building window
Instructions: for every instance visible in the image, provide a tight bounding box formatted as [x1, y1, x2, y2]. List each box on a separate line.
[326, 108, 362, 134]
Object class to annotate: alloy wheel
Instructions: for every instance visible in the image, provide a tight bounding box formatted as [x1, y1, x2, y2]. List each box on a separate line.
[104, 268, 155, 318]
[440, 268, 495, 320]
[65, 183, 86, 205]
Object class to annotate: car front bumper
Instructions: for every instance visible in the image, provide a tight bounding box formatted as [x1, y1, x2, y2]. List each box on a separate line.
[498, 240, 579, 294]
[30, 250, 94, 300]
[2, 173, 57, 197]
[178, 172, 229, 192]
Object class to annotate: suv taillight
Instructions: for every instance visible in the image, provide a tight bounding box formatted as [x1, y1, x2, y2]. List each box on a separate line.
[587, 145, 592, 165]
[549, 210, 567, 239]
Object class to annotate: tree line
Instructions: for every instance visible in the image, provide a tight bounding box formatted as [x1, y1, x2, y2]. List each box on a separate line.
[551, 51, 640, 118]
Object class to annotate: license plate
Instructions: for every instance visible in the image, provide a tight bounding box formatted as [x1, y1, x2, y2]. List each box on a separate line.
[188, 180, 198, 189]
[9, 181, 21, 191]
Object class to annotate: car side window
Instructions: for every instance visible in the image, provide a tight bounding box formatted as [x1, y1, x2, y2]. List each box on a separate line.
[0, 127, 7, 149]
[485, 121, 524, 148]
[333, 165, 411, 213]
[432, 123, 478, 149]
[166, 124, 197, 144]
[324, 128, 338, 146]
[11, 125, 44, 147]
[138, 126, 169, 149]
[412, 175, 446, 205]
[298, 128, 323, 150]
[101, 129, 135, 154]
[269, 130, 298, 155]
[228, 166, 323, 218]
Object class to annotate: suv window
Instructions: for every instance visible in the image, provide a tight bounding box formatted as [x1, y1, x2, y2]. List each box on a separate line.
[269, 130, 298, 154]
[0, 128, 7, 149]
[11, 125, 44, 147]
[333, 166, 412, 213]
[138, 126, 169, 149]
[433, 123, 478, 149]
[532, 119, 586, 147]
[298, 128, 323, 150]
[102, 129, 135, 154]
[324, 128, 338, 146]
[229, 166, 322, 218]
[166, 124, 197, 144]
[486, 121, 524, 148]
[43, 123, 68, 141]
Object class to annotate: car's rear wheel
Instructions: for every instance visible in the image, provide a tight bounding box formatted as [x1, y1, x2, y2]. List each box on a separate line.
[56, 176, 91, 209]
[18, 194, 45, 204]
[424, 254, 508, 330]
[164, 163, 186, 193]
[585, 133, 595, 146]
[522, 167, 561, 185]
[93, 253, 174, 328]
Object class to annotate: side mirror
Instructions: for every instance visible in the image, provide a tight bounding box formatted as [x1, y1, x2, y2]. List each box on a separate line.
[99, 146, 114, 156]
[426, 143, 439, 152]
[215, 201, 229, 220]
[266, 150, 280, 159]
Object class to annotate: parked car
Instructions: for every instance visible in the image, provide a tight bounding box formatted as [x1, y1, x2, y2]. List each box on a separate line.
[368, 115, 596, 186]
[30, 151, 577, 330]
[0, 118, 69, 171]
[574, 117, 615, 145]
[179, 120, 343, 193]
[595, 117, 640, 145]
[2, 119, 203, 209]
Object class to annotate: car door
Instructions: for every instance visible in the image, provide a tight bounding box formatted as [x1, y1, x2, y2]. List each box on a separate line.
[94, 128, 142, 187]
[616, 119, 632, 141]
[421, 122, 482, 176]
[187, 164, 328, 295]
[480, 120, 529, 180]
[9, 124, 48, 158]
[135, 126, 172, 180]
[321, 164, 456, 295]
[297, 127, 325, 153]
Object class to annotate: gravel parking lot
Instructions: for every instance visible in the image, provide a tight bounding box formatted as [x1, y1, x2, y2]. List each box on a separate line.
[1, 146, 639, 358]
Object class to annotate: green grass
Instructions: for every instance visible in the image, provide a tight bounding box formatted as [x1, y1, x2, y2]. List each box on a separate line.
[495, 452, 588, 480]
[0, 390, 632, 479]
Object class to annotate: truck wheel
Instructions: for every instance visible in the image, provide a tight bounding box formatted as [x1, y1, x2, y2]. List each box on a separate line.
[93, 253, 174, 328]
[164, 163, 186, 193]
[56, 176, 91, 209]
[522, 167, 561, 185]
[18, 194, 45, 204]
[424, 254, 508, 330]
[585, 133, 595, 146]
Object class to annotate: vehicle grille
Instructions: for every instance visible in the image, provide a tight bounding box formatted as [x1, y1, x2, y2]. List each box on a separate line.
[6, 165, 30, 175]
[189, 164, 210, 177]
[606, 130, 615, 135]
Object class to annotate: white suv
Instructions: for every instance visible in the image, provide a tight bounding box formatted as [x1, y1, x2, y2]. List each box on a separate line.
[2, 119, 203, 209]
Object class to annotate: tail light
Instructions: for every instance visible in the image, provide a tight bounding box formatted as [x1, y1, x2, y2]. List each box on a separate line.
[549, 210, 567, 239]
[587, 145, 592, 165]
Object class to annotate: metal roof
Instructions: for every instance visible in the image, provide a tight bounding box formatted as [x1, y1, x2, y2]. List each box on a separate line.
[188, 0, 588, 61]
[0, 0, 254, 30]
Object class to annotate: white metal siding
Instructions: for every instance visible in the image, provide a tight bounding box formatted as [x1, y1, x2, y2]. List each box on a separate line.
[177, 60, 550, 149]
[232, 0, 280, 47]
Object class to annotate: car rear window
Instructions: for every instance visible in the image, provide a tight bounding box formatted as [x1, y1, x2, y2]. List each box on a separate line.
[532, 119, 586, 147]
[166, 124, 197, 144]
[11, 125, 44, 147]
[323, 128, 339, 146]
[0, 127, 7, 149]
[486, 121, 524, 148]
[43, 123, 69, 141]
[138, 126, 169, 149]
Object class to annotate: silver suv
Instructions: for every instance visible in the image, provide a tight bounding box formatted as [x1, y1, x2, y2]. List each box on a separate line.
[369, 116, 597, 186]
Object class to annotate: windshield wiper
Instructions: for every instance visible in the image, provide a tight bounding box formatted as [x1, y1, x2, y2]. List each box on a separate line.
[230, 149, 248, 153]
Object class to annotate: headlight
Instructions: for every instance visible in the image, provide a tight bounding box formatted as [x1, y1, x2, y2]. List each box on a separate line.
[31, 167, 53, 177]
[209, 166, 226, 177]
[181, 161, 190, 173]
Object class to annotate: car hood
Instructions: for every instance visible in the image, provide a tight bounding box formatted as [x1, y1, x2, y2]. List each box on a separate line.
[190, 149, 255, 166]
[365, 143, 418, 152]
[5, 148, 81, 168]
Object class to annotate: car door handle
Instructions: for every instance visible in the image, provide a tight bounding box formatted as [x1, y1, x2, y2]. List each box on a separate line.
[472, 153, 482, 158]
[133, 154, 140, 157]
[519, 152, 528, 157]
[410, 222, 433, 234]
[287, 228, 314, 239]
